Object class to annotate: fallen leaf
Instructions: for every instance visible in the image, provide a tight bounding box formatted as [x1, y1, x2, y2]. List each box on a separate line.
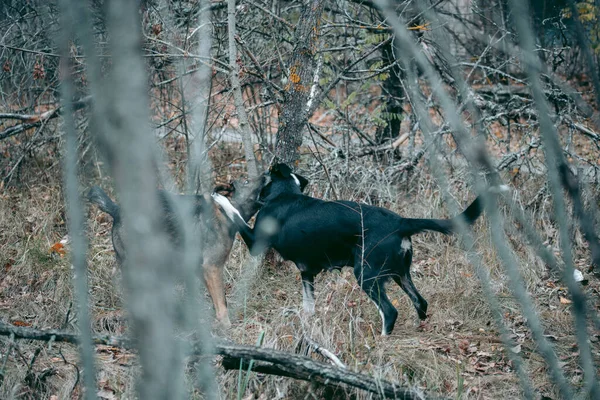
[49, 242, 66, 256]
[12, 320, 31, 327]
[510, 344, 522, 354]
[4, 260, 13, 272]
[559, 296, 572, 305]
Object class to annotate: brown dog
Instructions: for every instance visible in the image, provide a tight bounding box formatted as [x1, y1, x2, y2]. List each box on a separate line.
[87, 177, 264, 327]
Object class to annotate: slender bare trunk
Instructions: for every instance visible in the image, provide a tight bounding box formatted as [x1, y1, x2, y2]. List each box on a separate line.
[228, 0, 260, 178]
[69, 0, 187, 397]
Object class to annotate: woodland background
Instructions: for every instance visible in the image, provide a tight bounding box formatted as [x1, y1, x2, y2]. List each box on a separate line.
[1, 0, 600, 399]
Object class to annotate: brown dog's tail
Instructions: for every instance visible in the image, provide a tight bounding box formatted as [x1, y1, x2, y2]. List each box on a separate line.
[400, 196, 483, 236]
[88, 186, 120, 220]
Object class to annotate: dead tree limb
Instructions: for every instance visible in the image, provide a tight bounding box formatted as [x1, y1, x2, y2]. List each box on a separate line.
[0, 96, 92, 141]
[0, 322, 425, 399]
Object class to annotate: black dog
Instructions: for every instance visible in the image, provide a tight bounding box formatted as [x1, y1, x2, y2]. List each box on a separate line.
[88, 177, 264, 328]
[215, 164, 484, 335]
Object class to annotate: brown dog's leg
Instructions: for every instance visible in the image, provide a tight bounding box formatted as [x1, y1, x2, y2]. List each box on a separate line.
[203, 265, 231, 328]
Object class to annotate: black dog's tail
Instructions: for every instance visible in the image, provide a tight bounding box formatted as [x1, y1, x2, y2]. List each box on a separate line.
[400, 196, 482, 236]
[87, 186, 120, 220]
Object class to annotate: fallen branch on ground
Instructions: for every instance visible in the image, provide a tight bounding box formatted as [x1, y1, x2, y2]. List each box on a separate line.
[0, 322, 424, 399]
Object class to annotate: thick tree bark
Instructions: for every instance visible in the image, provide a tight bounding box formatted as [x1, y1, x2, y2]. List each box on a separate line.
[0, 322, 424, 400]
[274, 0, 325, 166]
[228, 0, 260, 178]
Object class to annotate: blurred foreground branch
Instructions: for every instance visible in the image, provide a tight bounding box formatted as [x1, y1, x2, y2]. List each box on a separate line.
[0, 322, 424, 400]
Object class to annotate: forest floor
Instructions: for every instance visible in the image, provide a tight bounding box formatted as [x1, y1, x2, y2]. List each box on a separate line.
[1, 142, 599, 400]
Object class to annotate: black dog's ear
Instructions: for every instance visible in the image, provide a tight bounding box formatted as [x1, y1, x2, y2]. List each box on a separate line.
[292, 173, 309, 192]
[270, 163, 292, 178]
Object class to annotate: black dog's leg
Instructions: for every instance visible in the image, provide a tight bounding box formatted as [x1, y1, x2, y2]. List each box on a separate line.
[392, 243, 428, 320]
[232, 216, 275, 257]
[300, 272, 316, 314]
[358, 276, 398, 336]
[393, 273, 428, 320]
[225, 214, 268, 257]
[236, 225, 261, 256]
[212, 194, 264, 255]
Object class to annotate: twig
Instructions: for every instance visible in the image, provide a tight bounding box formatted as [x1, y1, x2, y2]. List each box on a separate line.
[246, 0, 293, 28]
[307, 122, 336, 147]
[235, 37, 283, 103]
[0, 96, 92, 141]
[307, 124, 338, 200]
[62, 302, 73, 330]
[332, 105, 376, 146]
[301, 336, 346, 369]
[307, 37, 394, 117]
[59, 347, 80, 397]
[3, 107, 56, 184]
[0, 333, 14, 386]
[569, 119, 600, 142]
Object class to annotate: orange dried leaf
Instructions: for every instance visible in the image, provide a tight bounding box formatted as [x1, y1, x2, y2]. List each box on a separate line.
[50, 242, 66, 256]
[559, 296, 572, 305]
[12, 320, 31, 327]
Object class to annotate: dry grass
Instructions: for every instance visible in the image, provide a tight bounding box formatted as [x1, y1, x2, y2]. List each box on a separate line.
[1, 154, 599, 399]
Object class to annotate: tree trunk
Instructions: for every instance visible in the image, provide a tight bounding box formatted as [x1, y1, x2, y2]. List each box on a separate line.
[228, 0, 260, 179]
[274, 0, 325, 166]
[375, 36, 405, 144]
